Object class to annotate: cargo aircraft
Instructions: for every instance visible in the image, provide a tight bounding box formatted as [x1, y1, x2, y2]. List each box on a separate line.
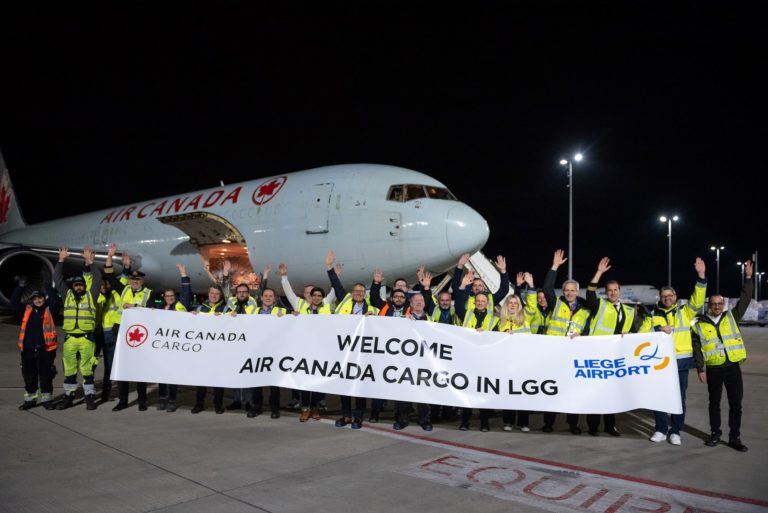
[0, 151, 489, 305]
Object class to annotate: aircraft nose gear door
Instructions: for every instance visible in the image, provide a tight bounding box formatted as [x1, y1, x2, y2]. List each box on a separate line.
[157, 212, 258, 287]
[305, 183, 334, 234]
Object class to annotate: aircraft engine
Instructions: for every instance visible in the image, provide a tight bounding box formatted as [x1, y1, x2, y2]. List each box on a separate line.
[0, 249, 54, 308]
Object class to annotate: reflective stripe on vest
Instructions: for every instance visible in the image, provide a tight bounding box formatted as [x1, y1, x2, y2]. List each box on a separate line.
[695, 311, 747, 365]
[462, 310, 499, 330]
[18, 305, 58, 351]
[654, 304, 695, 359]
[335, 294, 378, 315]
[589, 300, 636, 336]
[300, 303, 333, 315]
[116, 287, 153, 323]
[226, 296, 258, 314]
[431, 307, 456, 324]
[62, 292, 96, 333]
[498, 318, 531, 333]
[546, 298, 589, 336]
[466, 294, 495, 313]
[100, 290, 121, 329]
[255, 306, 286, 315]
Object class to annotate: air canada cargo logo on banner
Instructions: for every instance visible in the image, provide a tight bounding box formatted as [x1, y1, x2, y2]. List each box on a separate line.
[125, 324, 148, 348]
[573, 341, 671, 379]
[251, 176, 286, 205]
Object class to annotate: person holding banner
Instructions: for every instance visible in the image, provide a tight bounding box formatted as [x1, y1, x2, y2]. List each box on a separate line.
[649, 257, 707, 446]
[54, 246, 102, 411]
[154, 264, 192, 413]
[451, 253, 510, 312]
[456, 270, 500, 432]
[496, 288, 535, 433]
[326, 250, 378, 430]
[541, 249, 590, 434]
[246, 288, 285, 419]
[584, 257, 645, 437]
[296, 285, 333, 422]
[693, 260, 752, 452]
[191, 285, 227, 414]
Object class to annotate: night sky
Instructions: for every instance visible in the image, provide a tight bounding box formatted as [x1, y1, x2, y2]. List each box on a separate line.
[1, 3, 763, 297]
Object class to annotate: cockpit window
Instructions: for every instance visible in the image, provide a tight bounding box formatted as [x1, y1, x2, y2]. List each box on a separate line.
[387, 184, 457, 202]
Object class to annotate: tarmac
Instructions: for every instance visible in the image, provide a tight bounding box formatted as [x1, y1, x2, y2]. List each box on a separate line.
[1, 317, 767, 513]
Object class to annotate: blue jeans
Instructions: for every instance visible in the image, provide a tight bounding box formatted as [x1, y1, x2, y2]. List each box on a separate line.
[654, 357, 693, 435]
[102, 329, 117, 391]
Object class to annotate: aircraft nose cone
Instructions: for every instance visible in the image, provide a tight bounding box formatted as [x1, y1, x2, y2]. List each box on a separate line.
[446, 203, 489, 258]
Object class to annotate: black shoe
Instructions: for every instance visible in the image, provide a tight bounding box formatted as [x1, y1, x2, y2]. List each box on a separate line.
[112, 401, 128, 412]
[335, 416, 351, 427]
[704, 431, 721, 447]
[393, 420, 408, 430]
[351, 418, 363, 429]
[480, 423, 490, 433]
[85, 394, 97, 411]
[569, 425, 582, 435]
[458, 422, 469, 431]
[57, 395, 74, 410]
[101, 388, 112, 402]
[247, 409, 261, 418]
[138, 402, 148, 411]
[728, 437, 748, 452]
[588, 428, 599, 436]
[368, 414, 380, 423]
[166, 401, 177, 413]
[542, 425, 553, 433]
[421, 422, 433, 432]
[43, 401, 55, 410]
[157, 399, 167, 411]
[270, 411, 280, 419]
[18, 400, 36, 410]
[191, 404, 204, 414]
[605, 426, 621, 437]
[226, 400, 242, 411]
[215, 406, 225, 414]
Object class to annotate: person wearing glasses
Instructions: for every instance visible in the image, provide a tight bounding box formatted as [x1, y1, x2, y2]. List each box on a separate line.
[693, 260, 752, 452]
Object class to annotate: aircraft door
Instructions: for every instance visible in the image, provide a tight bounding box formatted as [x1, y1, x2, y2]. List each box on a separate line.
[305, 183, 334, 234]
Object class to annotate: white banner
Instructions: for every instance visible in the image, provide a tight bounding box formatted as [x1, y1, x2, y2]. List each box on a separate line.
[114, 308, 683, 414]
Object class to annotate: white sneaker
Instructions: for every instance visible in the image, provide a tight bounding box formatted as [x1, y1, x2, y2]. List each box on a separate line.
[503, 423, 513, 432]
[649, 431, 667, 443]
[519, 425, 531, 432]
[669, 434, 682, 445]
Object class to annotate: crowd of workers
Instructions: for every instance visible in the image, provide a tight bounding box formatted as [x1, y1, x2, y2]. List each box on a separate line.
[12, 243, 753, 452]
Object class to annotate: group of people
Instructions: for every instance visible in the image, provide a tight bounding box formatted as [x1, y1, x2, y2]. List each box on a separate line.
[13, 245, 753, 452]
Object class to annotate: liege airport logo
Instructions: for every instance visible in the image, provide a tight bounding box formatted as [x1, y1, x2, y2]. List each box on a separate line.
[251, 176, 286, 205]
[125, 324, 149, 348]
[573, 342, 670, 379]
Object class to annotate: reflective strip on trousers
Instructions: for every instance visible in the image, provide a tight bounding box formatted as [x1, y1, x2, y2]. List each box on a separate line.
[40, 393, 52, 402]
[83, 384, 96, 395]
[676, 352, 693, 359]
[24, 390, 39, 401]
[63, 382, 79, 392]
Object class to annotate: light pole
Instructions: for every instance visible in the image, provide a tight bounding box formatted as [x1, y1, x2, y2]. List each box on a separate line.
[757, 272, 765, 300]
[659, 215, 679, 286]
[737, 261, 745, 287]
[560, 152, 582, 280]
[710, 245, 725, 294]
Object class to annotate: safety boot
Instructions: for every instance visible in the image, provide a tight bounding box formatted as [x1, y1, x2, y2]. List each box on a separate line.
[56, 394, 75, 410]
[85, 394, 97, 411]
[18, 401, 36, 411]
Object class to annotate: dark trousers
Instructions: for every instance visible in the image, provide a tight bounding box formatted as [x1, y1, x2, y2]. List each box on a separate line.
[21, 348, 56, 395]
[503, 410, 530, 427]
[654, 357, 693, 435]
[158, 384, 178, 401]
[300, 389, 319, 408]
[195, 387, 224, 408]
[119, 381, 147, 404]
[587, 414, 616, 431]
[707, 363, 743, 438]
[252, 386, 280, 413]
[461, 408, 491, 425]
[340, 396, 366, 419]
[101, 329, 117, 393]
[543, 412, 579, 428]
[430, 404, 457, 421]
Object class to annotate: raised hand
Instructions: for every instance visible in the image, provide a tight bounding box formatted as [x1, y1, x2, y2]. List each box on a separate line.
[461, 270, 475, 288]
[515, 272, 525, 287]
[58, 247, 70, 262]
[552, 249, 567, 270]
[457, 253, 470, 269]
[373, 269, 383, 284]
[416, 265, 425, 281]
[597, 257, 612, 274]
[121, 252, 131, 269]
[83, 246, 95, 265]
[524, 272, 534, 288]
[694, 257, 706, 278]
[176, 263, 187, 277]
[107, 243, 118, 258]
[745, 260, 753, 279]
[421, 271, 432, 290]
[325, 250, 335, 269]
[335, 262, 343, 277]
[278, 263, 288, 276]
[262, 263, 272, 279]
[495, 255, 507, 273]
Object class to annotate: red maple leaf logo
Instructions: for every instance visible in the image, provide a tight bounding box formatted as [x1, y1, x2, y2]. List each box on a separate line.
[257, 180, 280, 197]
[0, 174, 11, 224]
[251, 176, 286, 205]
[128, 328, 145, 342]
[125, 324, 148, 347]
